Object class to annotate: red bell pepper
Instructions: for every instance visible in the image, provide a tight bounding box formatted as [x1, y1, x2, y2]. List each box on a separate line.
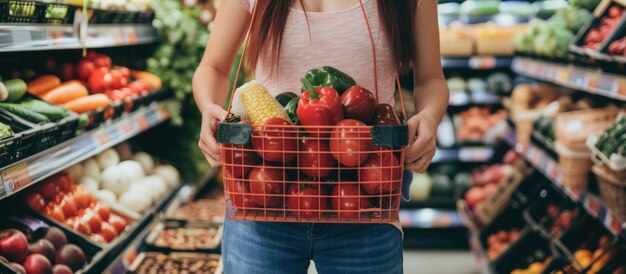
[297, 78, 344, 131]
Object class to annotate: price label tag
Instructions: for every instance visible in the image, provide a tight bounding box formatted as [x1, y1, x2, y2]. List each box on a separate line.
[113, 32, 123, 46]
[557, 68, 569, 83]
[597, 74, 618, 95]
[92, 129, 110, 146]
[119, 120, 133, 135]
[567, 68, 587, 88]
[1, 163, 31, 195]
[136, 117, 148, 131]
[459, 148, 493, 162]
[449, 93, 470, 106]
[616, 78, 626, 98]
[469, 56, 496, 69]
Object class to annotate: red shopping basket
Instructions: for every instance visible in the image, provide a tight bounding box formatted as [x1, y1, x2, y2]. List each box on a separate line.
[216, 0, 409, 223]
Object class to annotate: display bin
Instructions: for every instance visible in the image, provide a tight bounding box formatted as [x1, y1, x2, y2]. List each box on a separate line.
[569, 0, 626, 59]
[31, 114, 79, 155]
[0, 110, 39, 167]
[555, 141, 592, 191]
[136, 9, 154, 24]
[490, 230, 553, 274]
[217, 122, 408, 223]
[512, 109, 543, 145]
[0, 214, 104, 274]
[555, 107, 619, 152]
[556, 213, 619, 273]
[523, 183, 580, 239]
[144, 220, 223, 253]
[88, 8, 114, 24]
[587, 132, 626, 179]
[592, 165, 626, 222]
[40, 2, 76, 24]
[601, 12, 626, 63]
[128, 252, 223, 274]
[0, 0, 43, 23]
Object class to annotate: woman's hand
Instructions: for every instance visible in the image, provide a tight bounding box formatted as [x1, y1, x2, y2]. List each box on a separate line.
[199, 104, 227, 167]
[405, 111, 439, 173]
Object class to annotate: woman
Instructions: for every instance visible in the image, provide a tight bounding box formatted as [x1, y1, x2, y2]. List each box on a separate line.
[193, 0, 449, 273]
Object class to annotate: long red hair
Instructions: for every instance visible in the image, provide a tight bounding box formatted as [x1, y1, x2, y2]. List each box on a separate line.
[245, 0, 416, 75]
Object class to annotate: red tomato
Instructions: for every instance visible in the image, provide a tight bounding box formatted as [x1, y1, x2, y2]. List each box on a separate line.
[55, 172, 73, 192]
[73, 188, 94, 209]
[60, 63, 75, 81]
[92, 54, 112, 68]
[76, 59, 96, 80]
[129, 80, 151, 94]
[38, 180, 58, 200]
[373, 104, 401, 126]
[287, 184, 327, 218]
[82, 209, 102, 233]
[59, 196, 78, 218]
[93, 203, 111, 221]
[340, 86, 376, 124]
[108, 214, 127, 233]
[99, 223, 118, 242]
[26, 193, 45, 211]
[223, 143, 260, 178]
[105, 90, 125, 102]
[89, 234, 107, 244]
[609, 6, 623, 18]
[248, 166, 285, 207]
[88, 67, 114, 93]
[298, 138, 337, 178]
[110, 69, 129, 89]
[330, 184, 371, 218]
[329, 119, 372, 167]
[67, 217, 91, 235]
[46, 206, 66, 222]
[117, 66, 131, 78]
[225, 173, 258, 209]
[251, 117, 297, 163]
[359, 150, 402, 194]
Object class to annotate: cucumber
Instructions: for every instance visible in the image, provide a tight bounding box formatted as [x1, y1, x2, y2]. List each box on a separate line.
[0, 122, 13, 140]
[3, 79, 27, 103]
[18, 99, 69, 122]
[0, 103, 50, 124]
[602, 138, 621, 157]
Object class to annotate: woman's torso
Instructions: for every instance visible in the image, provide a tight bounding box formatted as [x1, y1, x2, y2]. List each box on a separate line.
[239, 0, 397, 105]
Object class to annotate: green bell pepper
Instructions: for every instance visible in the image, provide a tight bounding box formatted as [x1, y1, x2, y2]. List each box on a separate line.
[284, 96, 300, 125]
[301, 66, 356, 95]
[275, 92, 299, 107]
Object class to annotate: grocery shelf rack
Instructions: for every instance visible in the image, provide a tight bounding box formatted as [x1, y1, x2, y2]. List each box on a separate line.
[432, 146, 496, 164]
[0, 101, 171, 201]
[0, 24, 156, 52]
[441, 56, 514, 70]
[512, 57, 626, 102]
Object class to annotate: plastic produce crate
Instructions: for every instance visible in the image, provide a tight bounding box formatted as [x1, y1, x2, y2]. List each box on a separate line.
[32, 114, 79, 154]
[128, 252, 223, 274]
[522, 183, 582, 239]
[145, 220, 223, 253]
[570, 0, 626, 59]
[0, 109, 39, 167]
[218, 122, 408, 223]
[0, 0, 42, 23]
[40, 2, 75, 24]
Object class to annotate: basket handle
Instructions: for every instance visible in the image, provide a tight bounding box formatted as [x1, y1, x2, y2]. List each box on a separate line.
[224, 0, 408, 122]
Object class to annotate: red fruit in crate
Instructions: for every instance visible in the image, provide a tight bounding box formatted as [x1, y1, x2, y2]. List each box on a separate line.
[248, 166, 285, 207]
[89, 234, 107, 244]
[225, 173, 258, 208]
[28, 239, 56, 263]
[10, 263, 26, 274]
[483, 183, 498, 198]
[93, 204, 111, 221]
[340, 86, 376, 124]
[23, 254, 52, 274]
[55, 244, 86, 271]
[59, 197, 77, 218]
[73, 187, 94, 209]
[54, 173, 73, 192]
[330, 184, 371, 218]
[585, 29, 601, 44]
[39, 180, 58, 200]
[330, 119, 372, 167]
[76, 59, 96, 80]
[464, 187, 485, 208]
[599, 26, 611, 39]
[129, 80, 150, 94]
[110, 69, 128, 89]
[251, 117, 297, 163]
[44, 227, 67, 250]
[99, 223, 118, 242]
[52, 264, 73, 274]
[373, 104, 401, 126]
[0, 229, 29, 262]
[107, 214, 127, 233]
[60, 63, 74, 81]
[70, 218, 92, 235]
[91, 54, 112, 69]
[359, 150, 401, 195]
[26, 192, 46, 211]
[87, 67, 114, 93]
[287, 184, 327, 218]
[609, 6, 623, 18]
[82, 210, 102, 233]
[298, 138, 337, 179]
[46, 206, 66, 222]
[502, 149, 519, 165]
[117, 66, 131, 78]
[223, 143, 260, 178]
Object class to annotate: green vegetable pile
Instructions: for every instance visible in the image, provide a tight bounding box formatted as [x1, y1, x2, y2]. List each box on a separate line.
[595, 114, 626, 157]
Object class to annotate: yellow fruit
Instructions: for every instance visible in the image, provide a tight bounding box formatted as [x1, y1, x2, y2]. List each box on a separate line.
[574, 249, 592, 262]
[593, 249, 604, 260]
[578, 257, 592, 268]
[528, 262, 544, 274]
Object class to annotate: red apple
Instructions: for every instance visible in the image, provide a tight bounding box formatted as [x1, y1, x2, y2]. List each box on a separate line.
[23, 254, 52, 274]
[0, 229, 29, 263]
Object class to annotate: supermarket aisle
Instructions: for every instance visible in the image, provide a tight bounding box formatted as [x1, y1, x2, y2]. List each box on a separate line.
[307, 251, 477, 274]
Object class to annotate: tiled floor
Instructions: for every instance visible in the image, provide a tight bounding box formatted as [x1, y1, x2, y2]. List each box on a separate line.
[307, 250, 478, 274]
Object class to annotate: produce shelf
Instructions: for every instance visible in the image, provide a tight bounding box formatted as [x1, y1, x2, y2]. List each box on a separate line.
[400, 208, 464, 229]
[432, 146, 495, 163]
[499, 124, 626, 240]
[0, 24, 156, 52]
[441, 56, 513, 70]
[0, 101, 170, 201]
[449, 92, 501, 106]
[512, 57, 626, 102]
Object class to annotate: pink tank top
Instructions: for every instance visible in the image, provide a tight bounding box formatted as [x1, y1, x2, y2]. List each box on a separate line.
[239, 0, 397, 105]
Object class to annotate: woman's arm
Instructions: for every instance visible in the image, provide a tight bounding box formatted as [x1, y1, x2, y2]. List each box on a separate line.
[193, 0, 250, 166]
[405, 0, 450, 173]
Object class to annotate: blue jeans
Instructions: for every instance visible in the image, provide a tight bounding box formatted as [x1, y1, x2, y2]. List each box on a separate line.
[222, 219, 403, 274]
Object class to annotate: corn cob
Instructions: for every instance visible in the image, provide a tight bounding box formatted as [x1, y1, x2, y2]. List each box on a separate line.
[239, 81, 291, 125]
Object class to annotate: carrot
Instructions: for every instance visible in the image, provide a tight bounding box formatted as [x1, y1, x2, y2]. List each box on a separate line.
[27, 75, 61, 95]
[42, 81, 89, 105]
[64, 94, 111, 114]
[132, 70, 162, 90]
